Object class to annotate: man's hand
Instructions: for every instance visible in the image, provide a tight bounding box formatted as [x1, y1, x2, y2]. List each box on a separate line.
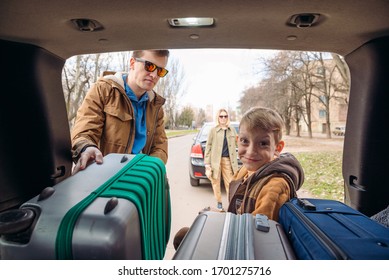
[72, 146, 103, 175]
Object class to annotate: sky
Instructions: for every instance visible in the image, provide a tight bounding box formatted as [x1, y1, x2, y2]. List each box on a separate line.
[169, 49, 278, 112]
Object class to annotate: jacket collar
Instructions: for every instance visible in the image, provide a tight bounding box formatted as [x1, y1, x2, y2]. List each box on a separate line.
[216, 125, 231, 132]
[232, 152, 305, 195]
[101, 71, 160, 102]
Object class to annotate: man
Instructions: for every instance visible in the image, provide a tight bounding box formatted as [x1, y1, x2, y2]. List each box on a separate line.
[71, 50, 169, 174]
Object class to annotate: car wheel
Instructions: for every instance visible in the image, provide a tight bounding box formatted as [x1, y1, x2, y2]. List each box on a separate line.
[190, 177, 200, 186]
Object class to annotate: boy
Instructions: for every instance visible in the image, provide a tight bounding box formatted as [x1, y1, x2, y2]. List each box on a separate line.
[173, 107, 304, 250]
[227, 106, 304, 221]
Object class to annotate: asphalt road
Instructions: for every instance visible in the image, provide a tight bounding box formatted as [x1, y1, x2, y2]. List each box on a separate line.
[164, 133, 229, 260]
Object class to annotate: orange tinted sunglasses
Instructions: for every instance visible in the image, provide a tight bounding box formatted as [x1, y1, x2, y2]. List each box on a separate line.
[135, 58, 169, 77]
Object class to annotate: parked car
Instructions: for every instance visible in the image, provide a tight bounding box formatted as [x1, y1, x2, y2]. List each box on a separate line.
[333, 126, 346, 136]
[1, 0, 389, 261]
[189, 122, 240, 186]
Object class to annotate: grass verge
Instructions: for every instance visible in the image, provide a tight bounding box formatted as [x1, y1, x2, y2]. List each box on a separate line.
[166, 129, 197, 138]
[294, 151, 344, 201]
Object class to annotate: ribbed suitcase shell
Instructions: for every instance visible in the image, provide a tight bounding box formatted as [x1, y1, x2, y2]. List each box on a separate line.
[173, 212, 295, 260]
[0, 154, 170, 260]
[279, 198, 389, 260]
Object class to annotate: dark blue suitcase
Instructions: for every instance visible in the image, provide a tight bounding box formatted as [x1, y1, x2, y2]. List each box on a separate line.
[279, 198, 389, 260]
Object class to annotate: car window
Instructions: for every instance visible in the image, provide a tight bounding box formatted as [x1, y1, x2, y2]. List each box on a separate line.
[197, 124, 212, 142]
[231, 123, 239, 134]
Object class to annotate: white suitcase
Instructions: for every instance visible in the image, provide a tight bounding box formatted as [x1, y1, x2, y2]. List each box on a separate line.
[173, 211, 295, 260]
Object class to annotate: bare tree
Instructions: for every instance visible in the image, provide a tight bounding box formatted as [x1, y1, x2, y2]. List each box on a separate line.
[258, 51, 305, 136]
[62, 53, 114, 128]
[330, 53, 350, 110]
[310, 52, 349, 138]
[290, 51, 319, 138]
[239, 85, 264, 113]
[331, 53, 350, 98]
[115, 51, 131, 73]
[154, 56, 187, 129]
[63, 55, 93, 128]
[240, 50, 349, 139]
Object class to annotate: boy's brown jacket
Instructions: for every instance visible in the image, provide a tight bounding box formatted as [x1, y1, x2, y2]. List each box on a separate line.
[227, 153, 304, 221]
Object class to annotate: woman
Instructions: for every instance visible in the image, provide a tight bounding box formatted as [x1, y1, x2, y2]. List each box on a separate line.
[204, 109, 239, 210]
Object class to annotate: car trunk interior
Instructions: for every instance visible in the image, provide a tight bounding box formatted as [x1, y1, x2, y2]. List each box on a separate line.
[0, 40, 72, 212]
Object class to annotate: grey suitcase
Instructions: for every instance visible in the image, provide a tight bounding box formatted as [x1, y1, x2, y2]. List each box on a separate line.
[0, 153, 170, 260]
[173, 211, 295, 260]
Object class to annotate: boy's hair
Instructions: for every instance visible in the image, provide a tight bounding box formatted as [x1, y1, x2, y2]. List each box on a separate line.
[132, 49, 170, 58]
[240, 107, 284, 143]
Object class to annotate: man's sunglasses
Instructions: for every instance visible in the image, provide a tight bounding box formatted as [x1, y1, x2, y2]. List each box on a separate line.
[135, 58, 169, 77]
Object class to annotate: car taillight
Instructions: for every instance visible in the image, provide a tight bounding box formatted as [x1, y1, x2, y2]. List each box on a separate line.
[190, 144, 204, 158]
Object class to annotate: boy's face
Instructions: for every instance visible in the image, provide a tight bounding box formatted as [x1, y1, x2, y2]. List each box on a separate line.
[238, 123, 284, 172]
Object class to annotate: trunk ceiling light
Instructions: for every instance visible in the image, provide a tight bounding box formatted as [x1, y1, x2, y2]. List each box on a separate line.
[168, 17, 214, 27]
[71, 18, 104, 32]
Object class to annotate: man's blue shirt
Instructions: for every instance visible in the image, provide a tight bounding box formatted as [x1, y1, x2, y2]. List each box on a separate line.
[122, 74, 148, 154]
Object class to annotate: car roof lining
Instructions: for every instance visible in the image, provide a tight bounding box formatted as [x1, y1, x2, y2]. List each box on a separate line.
[1, 0, 389, 59]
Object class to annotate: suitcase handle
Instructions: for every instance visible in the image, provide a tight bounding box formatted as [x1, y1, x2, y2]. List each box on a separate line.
[297, 198, 317, 210]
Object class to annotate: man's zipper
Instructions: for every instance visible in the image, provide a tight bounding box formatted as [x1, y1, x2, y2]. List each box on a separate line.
[124, 99, 134, 153]
[145, 105, 161, 155]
